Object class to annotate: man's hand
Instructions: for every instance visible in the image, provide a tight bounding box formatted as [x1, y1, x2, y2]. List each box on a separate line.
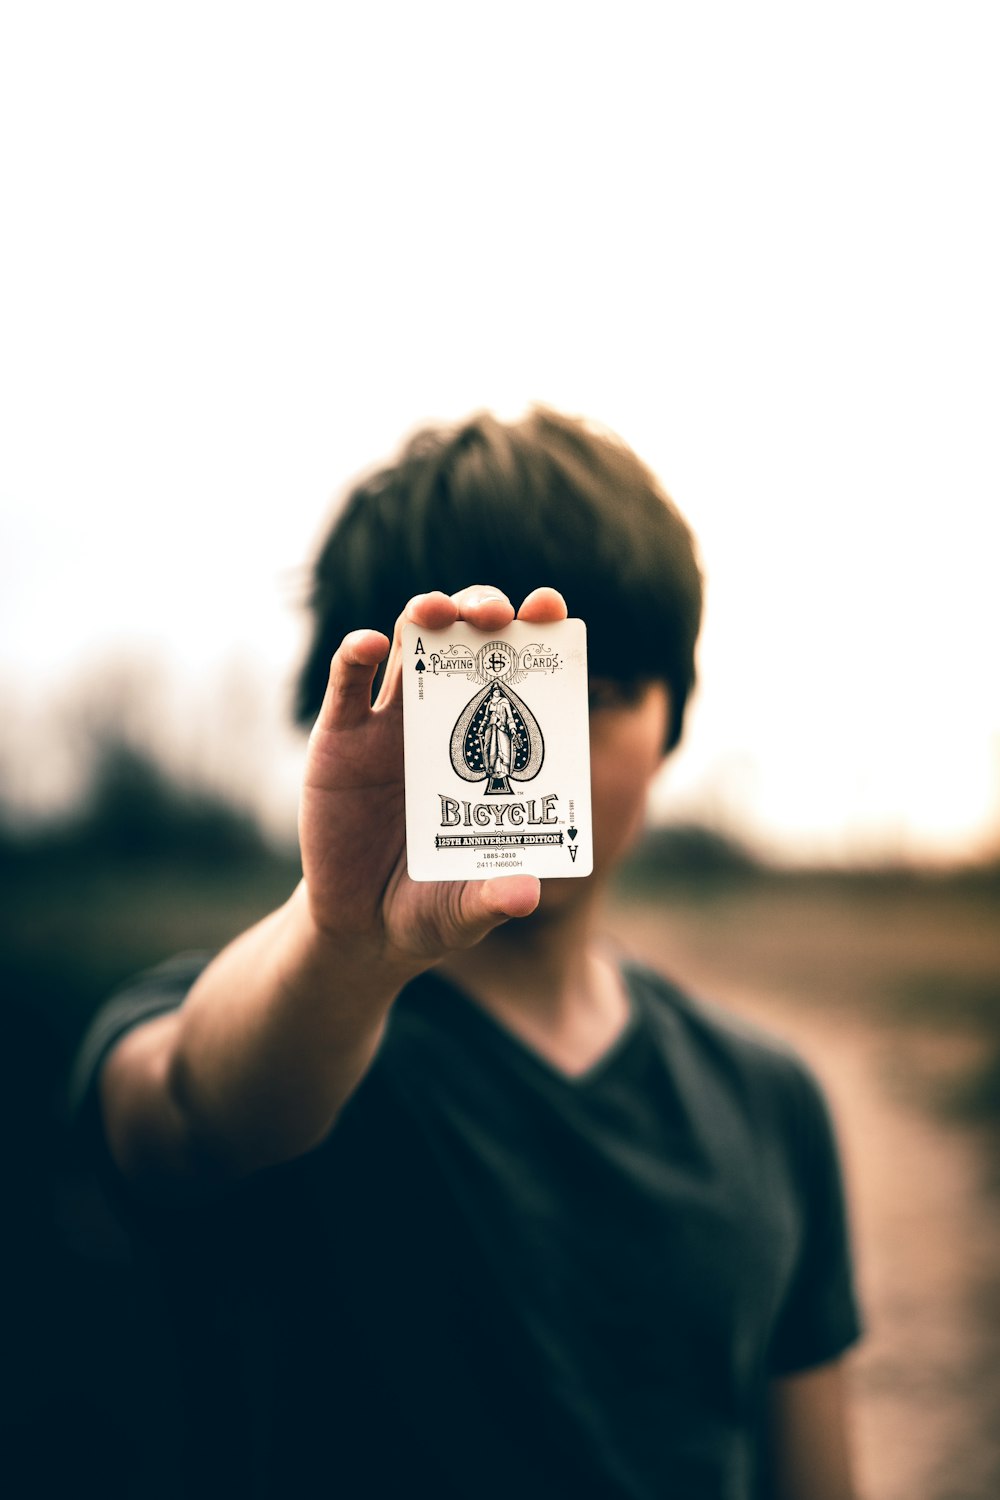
[98, 584, 569, 1184]
[300, 584, 568, 967]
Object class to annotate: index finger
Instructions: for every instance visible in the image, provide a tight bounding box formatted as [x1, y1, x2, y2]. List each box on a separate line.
[373, 590, 456, 712]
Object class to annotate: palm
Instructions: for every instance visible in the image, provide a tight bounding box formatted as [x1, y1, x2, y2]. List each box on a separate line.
[299, 587, 566, 967]
[302, 700, 515, 964]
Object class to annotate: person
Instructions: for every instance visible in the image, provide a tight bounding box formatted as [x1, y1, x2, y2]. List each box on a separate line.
[72, 407, 862, 1499]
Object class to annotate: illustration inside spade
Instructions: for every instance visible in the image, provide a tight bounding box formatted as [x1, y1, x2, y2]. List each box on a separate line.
[449, 683, 544, 794]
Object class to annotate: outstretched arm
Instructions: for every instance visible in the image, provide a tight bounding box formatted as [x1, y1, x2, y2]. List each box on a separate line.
[99, 584, 567, 1184]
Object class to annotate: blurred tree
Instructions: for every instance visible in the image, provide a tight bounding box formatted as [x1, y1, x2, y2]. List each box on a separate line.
[67, 732, 265, 862]
[0, 654, 271, 863]
[619, 820, 760, 885]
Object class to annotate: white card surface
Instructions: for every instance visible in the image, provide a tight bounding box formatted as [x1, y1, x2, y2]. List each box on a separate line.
[402, 618, 593, 881]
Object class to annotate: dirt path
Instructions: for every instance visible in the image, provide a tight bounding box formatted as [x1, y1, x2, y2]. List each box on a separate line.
[737, 996, 1000, 1500]
[606, 899, 1000, 1500]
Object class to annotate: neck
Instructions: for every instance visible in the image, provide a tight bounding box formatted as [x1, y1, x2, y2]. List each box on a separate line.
[437, 880, 631, 1075]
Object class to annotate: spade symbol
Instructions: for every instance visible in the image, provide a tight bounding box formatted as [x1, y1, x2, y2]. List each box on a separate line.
[567, 827, 578, 841]
[415, 659, 426, 673]
[450, 683, 544, 794]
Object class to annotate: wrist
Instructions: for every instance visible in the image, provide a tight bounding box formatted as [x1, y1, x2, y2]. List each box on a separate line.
[285, 880, 424, 1000]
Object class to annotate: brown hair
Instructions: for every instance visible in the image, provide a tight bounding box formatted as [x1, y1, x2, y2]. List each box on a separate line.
[296, 407, 703, 751]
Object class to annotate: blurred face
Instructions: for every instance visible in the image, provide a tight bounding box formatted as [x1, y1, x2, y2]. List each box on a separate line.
[537, 678, 670, 912]
[587, 679, 670, 876]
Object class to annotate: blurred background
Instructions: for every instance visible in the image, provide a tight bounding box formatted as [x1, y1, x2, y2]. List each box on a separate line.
[2, 4, 998, 1496]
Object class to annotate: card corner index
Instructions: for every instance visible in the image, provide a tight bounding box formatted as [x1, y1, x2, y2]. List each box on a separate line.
[403, 621, 425, 653]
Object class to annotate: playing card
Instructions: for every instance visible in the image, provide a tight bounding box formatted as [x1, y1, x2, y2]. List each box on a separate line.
[402, 618, 593, 881]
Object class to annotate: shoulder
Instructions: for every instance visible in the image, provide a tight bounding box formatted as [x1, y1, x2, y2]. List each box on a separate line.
[69, 952, 212, 1121]
[625, 959, 799, 1071]
[623, 959, 836, 1142]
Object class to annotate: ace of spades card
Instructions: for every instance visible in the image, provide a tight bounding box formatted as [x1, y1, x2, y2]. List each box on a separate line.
[401, 618, 593, 881]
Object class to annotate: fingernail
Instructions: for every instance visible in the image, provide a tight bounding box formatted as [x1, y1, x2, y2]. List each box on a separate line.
[468, 589, 505, 607]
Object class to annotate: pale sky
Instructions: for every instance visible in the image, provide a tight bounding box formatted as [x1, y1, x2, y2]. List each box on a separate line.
[2, 3, 998, 862]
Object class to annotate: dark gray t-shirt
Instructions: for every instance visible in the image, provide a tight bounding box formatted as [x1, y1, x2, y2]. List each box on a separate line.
[72, 956, 862, 1499]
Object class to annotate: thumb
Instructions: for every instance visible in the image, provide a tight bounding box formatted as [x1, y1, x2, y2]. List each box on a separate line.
[452, 874, 541, 947]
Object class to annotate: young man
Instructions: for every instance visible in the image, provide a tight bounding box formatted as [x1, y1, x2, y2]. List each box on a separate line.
[74, 408, 862, 1498]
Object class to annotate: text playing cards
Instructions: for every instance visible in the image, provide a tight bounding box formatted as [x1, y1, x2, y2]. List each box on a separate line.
[402, 619, 593, 881]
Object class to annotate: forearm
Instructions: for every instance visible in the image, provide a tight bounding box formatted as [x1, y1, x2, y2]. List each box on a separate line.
[103, 881, 418, 1181]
